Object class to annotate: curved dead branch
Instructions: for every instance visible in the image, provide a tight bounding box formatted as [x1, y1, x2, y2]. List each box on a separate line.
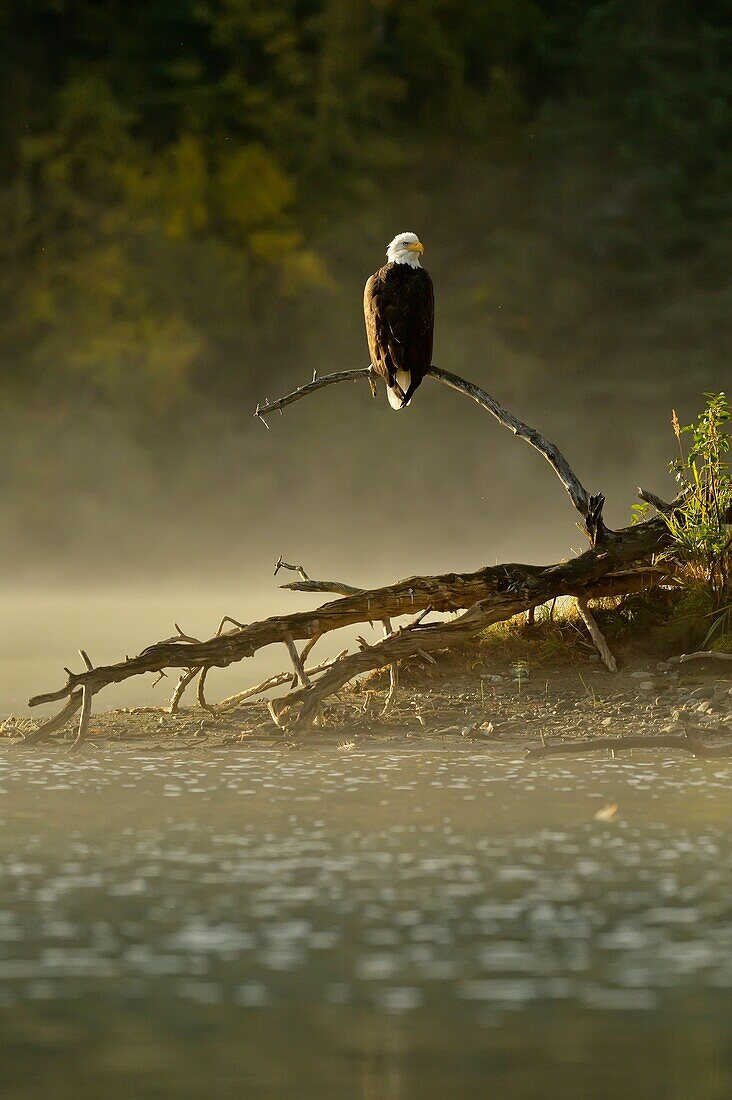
[255, 368, 375, 424]
[255, 364, 597, 529]
[426, 366, 592, 519]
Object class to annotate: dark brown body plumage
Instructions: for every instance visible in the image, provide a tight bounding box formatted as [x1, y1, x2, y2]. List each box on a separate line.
[363, 262, 434, 407]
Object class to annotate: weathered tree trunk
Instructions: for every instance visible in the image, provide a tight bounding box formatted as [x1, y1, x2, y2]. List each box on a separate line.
[22, 365, 685, 743]
[25, 520, 671, 739]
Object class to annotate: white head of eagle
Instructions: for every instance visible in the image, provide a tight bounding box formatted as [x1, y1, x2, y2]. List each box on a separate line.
[364, 231, 435, 409]
[386, 231, 425, 268]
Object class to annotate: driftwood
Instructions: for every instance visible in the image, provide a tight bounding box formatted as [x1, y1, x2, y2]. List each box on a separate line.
[24, 528, 672, 740]
[670, 651, 732, 665]
[21, 364, 684, 743]
[526, 733, 732, 760]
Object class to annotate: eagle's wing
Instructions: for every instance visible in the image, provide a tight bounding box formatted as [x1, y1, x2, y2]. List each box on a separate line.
[364, 267, 434, 387]
[364, 270, 400, 385]
[404, 270, 434, 375]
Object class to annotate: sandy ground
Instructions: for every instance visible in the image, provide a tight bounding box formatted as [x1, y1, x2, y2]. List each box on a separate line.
[3, 652, 730, 752]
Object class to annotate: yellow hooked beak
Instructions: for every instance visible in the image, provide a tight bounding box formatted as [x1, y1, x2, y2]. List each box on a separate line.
[406, 241, 424, 254]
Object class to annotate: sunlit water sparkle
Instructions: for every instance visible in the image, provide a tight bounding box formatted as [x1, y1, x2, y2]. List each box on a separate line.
[0, 745, 730, 1098]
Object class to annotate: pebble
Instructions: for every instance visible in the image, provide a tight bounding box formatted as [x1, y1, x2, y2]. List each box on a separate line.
[639, 681, 656, 691]
[656, 661, 672, 672]
[688, 686, 716, 700]
[630, 671, 650, 679]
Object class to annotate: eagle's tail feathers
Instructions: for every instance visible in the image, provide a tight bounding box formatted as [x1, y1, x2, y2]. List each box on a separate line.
[400, 379, 418, 407]
[387, 369, 411, 410]
[387, 384, 406, 410]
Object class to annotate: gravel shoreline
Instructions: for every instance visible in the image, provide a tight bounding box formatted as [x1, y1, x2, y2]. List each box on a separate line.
[3, 655, 730, 752]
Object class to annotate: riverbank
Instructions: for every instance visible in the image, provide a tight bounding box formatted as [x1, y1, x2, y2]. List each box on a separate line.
[3, 651, 730, 752]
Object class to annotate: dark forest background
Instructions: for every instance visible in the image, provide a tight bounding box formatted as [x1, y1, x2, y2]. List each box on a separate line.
[1, 0, 731, 580]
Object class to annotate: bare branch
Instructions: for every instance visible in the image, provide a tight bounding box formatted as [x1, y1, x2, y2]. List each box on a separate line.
[406, 605, 434, 629]
[269, 600, 501, 730]
[284, 634, 310, 686]
[427, 366, 591, 518]
[168, 667, 200, 713]
[637, 485, 694, 513]
[20, 692, 83, 745]
[382, 662, 399, 717]
[215, 650, 348, 712]
[280, 578, 364, 597]
[274, 558, 365, 596]
[267, 554, 678, 732]
[197, 667, 215, 713]
[576, 599, 618, 672]
[274, 556, 310, 581]
[215, 615, 246, 635]
[255, 367, 375, 420]
[637, 488, 673, 513]
[299, 633, 322, 664]
[71, 686, 93, 749]
[173, 624, 202, 644]
[256, 364, 595, 524]
[669, 651, 732, 665]
[380, 618, 399, 715]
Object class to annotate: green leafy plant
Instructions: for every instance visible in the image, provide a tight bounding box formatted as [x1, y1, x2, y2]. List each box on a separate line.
[661, 393, 732, 647]
[630, 501, 650, 526]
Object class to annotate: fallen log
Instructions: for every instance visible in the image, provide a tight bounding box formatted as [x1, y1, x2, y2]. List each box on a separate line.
[23, 364, 682, 743]
[28, 533, 671, 714]
[268, 549, 672, 731]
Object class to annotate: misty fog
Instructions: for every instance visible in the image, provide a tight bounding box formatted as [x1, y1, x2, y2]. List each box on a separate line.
[1, 298, 718, 716]
[2, 145, 727, 715]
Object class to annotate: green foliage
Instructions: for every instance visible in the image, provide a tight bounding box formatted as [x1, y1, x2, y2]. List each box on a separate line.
[478, 604, 588, 666]
[663, 393, 731, 599]
[654, 584, 717, 655]
[1, 1, 731, 413]
[653, 393, 732, 650]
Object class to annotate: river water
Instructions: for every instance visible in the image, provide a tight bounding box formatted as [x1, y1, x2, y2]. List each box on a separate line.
[0, 745, 730, 1098]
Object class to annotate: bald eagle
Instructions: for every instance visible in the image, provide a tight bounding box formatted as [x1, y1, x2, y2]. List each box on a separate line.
[364, 232, 434, 409]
